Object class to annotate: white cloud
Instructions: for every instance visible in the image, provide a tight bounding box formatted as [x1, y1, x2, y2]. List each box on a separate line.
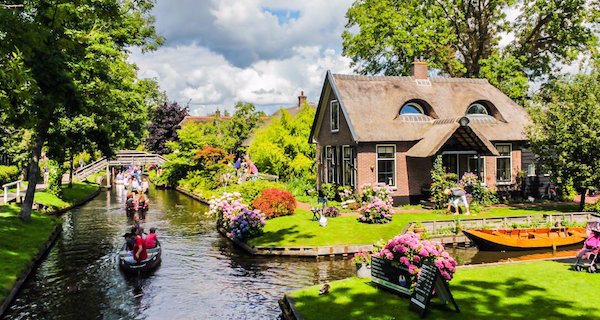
[130, 44, 351, 115]
[130, 0, 354, 115]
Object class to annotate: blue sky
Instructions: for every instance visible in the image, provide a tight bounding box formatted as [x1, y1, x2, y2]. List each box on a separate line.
[130, 0, 354, 115]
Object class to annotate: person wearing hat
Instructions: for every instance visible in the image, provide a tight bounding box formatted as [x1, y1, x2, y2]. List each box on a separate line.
[122, 231, 137, 264]
[577, 224, 600, 259]
[145, 227, 158, 249]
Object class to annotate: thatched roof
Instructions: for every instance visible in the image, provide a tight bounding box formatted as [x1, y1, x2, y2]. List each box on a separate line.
[310, 71, 530, 147]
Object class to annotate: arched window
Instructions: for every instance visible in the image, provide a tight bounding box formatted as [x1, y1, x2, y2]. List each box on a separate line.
[400, 102, 424, 115]
[466, 103, 488, 115]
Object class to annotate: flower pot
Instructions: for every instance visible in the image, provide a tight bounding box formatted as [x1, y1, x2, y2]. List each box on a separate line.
[356, 263, 371, 279]
[413, 227, 425, 234]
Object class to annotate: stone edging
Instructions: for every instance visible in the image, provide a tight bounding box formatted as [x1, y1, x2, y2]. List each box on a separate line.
[0, 185, 101, 317]
[279, 294, 303, 320]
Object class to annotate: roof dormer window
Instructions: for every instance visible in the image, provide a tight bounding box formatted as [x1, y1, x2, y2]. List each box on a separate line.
[400, 102, 424, 115]
[466, 103, 488, 115]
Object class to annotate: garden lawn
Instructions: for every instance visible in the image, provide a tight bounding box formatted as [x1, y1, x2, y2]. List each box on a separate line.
[289, 260, 599, 319]
[0, 204, 58, 304]
[249, 203, 580, 247]
[0, 182, 98, 304]
[34, 182, 99, 210]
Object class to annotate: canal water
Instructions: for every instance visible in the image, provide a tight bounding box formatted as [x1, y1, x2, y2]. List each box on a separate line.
[4, 186, 355, 320]
[3, 186, 581, 319]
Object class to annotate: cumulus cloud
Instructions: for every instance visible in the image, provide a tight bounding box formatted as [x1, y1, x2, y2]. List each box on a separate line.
[130, 0, 354, 115]
[131, 44, 351, 115]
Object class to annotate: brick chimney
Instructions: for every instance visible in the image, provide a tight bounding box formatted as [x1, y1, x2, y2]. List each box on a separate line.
[411, 59, 428, 79]
[298, 90, 307, 107]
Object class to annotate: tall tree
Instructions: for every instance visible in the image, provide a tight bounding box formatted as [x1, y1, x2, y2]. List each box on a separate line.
[145, 102, 188, 154]
[224, 102, 262, 154]
[527, 70, 600, 210]
[343, 0, 599, 96]
[0, 0, 163, 221]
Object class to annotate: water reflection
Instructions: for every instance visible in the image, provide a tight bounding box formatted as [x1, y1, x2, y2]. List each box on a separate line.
[4, 186, 355, 320]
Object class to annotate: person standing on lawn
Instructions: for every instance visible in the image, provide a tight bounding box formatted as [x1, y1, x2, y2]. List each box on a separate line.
[444, 187, 470, 215]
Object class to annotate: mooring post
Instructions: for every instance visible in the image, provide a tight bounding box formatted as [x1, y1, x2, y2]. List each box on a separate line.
[106, 164, 110, 188]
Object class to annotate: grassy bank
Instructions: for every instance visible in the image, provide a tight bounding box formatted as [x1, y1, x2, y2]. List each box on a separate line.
[289, 260, 599, 319]
[0, 182, 99, 304]
[249, 204, 580, 247]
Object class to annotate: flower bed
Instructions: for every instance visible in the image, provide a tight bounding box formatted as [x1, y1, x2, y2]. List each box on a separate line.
[357, 184, 393, 224]
[208, 192, 265, 241]
[377, 232, 457, 282]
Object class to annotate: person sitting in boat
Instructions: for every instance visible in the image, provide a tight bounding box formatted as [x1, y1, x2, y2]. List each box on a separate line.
[122, 232, 137, 264]
[133, 226, 148, 262]
[145, 227, 158, 249]
[141, 178, 149, 193]
[125, 192, 136, 215]
[577, 225, 600, 259]
[444, 187, 471, 215]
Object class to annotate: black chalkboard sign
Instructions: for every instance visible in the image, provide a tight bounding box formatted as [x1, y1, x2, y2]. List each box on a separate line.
[410, 261, 459, 317]
[371, 256, 412, 296]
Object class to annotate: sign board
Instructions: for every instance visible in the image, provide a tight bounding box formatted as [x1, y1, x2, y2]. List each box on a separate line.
[371, 256, 412, 296]
[410, 261, 460, 318]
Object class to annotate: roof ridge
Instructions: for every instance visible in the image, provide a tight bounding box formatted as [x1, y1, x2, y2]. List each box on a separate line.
[331, 73, 489, 84]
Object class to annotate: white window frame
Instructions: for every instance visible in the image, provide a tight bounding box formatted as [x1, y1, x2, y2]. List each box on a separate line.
[466, 103, 489, 115]
[467, 155, 486, 185]
[527, 163, 536, 177]
[495, 143, 512, 185]
[325, 146, 334, 183]
[330, 100, 340, 132]
[342, 145, 354, 187]
[400, 102, 424, 115]
[376, 144, 396, 187]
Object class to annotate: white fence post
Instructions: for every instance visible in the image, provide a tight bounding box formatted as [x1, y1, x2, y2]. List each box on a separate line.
[3, 186, 7, 204]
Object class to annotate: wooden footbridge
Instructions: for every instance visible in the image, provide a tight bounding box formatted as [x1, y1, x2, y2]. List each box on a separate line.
[74, 150, 166, 186]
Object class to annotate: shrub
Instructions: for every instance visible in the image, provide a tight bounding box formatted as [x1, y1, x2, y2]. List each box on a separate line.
[0, 165, 20, 186]
[252, 188, 297, 219]
[229, 180, 287, 203]
[584, 200, 600, 213]
[284, 176, 316, 198]
[459, 172, 498, 206]
[207, 192, 265, 241]
[323, 206, 340, 218]
[430, 156, 458, 209]
[320, 183, 337, 200]
[377, 232, 457, 283]
[357, 183, 393, 224]
[358, 198, 393, 224]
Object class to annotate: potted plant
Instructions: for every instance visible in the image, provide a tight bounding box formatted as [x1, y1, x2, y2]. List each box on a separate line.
[351, 250, 372, 278]
[412, 222, 426, 234]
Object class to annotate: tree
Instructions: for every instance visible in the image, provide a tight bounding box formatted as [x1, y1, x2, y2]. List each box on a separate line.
[247, 105, 316, 180]
[224, 102, 262, 154]
[0, 0, 163, 221]
[527, 70, 600, 211]
[342, 0, 599, 96]
[145, 102, 188, 154]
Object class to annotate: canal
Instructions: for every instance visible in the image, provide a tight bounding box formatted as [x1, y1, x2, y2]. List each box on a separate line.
[4, 186, 355, 319]
[4, 186, 581, 319]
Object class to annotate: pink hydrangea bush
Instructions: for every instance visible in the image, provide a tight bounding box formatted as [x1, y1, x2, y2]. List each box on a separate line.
[351, 250, 372, 267]
[357, 183, 394, 224]
[208, 192, 265, 241]
[377, 232, 457, 282]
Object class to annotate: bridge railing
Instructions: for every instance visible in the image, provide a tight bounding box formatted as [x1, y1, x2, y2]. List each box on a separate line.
[2, 180, 22, 204]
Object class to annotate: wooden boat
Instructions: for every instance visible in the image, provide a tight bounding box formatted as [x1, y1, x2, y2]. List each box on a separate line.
[463, 227, 587, 251]
[119, 241, 161, 273]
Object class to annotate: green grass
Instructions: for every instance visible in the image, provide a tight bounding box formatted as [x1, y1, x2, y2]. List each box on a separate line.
[0, 204, 58, 303]
[0, 182, 99, 304]
[34, 182, 98, 210]
[290, 261, 600, 319]
[249, 203, 581, 247]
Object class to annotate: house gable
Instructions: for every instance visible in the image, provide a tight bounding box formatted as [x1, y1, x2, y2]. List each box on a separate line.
[309, 71, 357, 145]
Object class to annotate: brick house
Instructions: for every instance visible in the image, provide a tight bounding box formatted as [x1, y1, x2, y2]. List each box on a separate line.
[309, 60, 545, 204]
